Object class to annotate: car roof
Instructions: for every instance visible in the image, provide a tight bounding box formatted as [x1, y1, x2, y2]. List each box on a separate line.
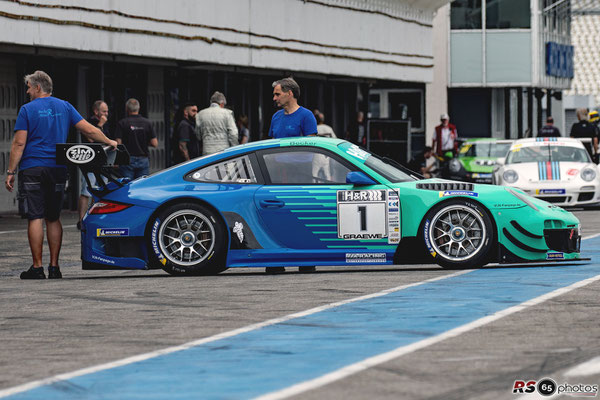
[510, 137, 586, 149]
[147, 137, 350, 178]
[207, 137, 346, 157]
[462, 138, 514, 144]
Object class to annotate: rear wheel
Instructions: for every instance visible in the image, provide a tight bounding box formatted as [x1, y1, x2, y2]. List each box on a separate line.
[422, 199, 495, 269]
[148, 202, 227, 276]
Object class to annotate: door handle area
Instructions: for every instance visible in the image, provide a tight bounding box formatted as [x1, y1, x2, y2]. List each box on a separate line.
[259, 199, 285, 208]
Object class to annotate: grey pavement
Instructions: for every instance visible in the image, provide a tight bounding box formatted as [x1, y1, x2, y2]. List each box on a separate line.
[0, 208, 599, 399]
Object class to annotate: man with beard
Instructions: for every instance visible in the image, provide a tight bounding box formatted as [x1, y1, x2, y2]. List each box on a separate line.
[173, 102, 200, 164]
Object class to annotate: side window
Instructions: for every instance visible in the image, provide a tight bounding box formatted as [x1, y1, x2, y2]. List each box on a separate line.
[262, 150, 352, 184]
[189, 155, 257, 183]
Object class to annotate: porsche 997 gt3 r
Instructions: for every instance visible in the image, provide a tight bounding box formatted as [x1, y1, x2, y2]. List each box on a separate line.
[59, 138, 582, 275]
[493, 137, 600, 207]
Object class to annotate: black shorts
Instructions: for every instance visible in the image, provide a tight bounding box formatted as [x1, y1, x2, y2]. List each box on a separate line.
[17, 167, 67, 221]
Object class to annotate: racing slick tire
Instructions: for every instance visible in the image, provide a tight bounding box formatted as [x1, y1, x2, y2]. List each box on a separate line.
[421, 199, 495, 269]
[148, 202, 228, 276]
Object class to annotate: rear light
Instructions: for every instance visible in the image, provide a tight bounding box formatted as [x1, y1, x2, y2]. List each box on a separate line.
[89, 200, 132, 214]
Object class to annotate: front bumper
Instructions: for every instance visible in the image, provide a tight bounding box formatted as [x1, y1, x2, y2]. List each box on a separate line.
[494, 205, 581, 263]
[519, 184, 600, 207]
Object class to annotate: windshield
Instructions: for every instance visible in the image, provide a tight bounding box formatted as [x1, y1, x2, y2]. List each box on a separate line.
[338, 142, 416, 183]
[461, 142, 511, 158]
[506, 145, 592, 164]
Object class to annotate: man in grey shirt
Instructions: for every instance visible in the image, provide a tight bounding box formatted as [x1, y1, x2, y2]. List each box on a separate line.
[196, 91, 238, 155]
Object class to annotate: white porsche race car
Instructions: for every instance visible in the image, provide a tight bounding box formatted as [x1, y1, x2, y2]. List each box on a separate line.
[493, 137, 600, 207]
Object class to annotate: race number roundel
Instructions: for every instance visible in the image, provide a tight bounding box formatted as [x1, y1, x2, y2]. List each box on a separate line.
[337, 189, 399, 243]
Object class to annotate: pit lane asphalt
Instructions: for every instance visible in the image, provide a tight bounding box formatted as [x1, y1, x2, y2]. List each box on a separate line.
[0, 208, 599, 399]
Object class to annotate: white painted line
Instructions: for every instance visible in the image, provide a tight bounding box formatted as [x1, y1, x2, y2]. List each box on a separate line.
[0, 229, 27, 235]
[0, 270, 470, 398]
[583, 232, 600, 241]
[564, 356, 600, 377]
[256, 273, 600, 400]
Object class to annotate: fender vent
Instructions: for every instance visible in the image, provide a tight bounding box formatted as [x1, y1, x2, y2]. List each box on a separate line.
[416, 182, 474, 191]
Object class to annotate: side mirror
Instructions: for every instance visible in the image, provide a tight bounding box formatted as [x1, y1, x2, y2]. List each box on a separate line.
[496, 157, 506, 166]
[346, 171, 377, 186]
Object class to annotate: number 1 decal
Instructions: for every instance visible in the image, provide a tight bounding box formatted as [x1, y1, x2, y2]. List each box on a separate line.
[358, 206, 367, 231]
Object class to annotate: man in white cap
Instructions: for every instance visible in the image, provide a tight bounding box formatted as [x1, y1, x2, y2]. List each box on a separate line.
[432, 113, 458, 157]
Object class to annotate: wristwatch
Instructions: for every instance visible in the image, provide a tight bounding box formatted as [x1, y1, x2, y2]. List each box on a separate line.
[6, 170, 15, 175]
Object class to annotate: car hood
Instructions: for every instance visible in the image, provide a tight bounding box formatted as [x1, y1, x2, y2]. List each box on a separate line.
[459, 157, 498, 173]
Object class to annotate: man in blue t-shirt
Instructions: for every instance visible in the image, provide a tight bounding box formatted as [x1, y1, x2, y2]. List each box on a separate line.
[5, 70, 117, 280]
[266, 78, 318, 274]
[268, 77, 317, 139]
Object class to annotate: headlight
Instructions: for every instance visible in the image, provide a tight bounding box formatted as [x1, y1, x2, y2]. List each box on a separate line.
[507, 188, 539, 211]
[581, 168, 596, 182]
[503, 169, 519, 183]
[449, 159, 462, 173]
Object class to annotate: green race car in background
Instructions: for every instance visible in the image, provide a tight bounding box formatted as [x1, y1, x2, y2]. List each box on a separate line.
[447, 138, 513, 184]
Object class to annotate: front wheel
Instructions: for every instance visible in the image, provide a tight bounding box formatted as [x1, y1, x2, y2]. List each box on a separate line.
[147, 202, 228, 276]
[422, 199, 495, 269]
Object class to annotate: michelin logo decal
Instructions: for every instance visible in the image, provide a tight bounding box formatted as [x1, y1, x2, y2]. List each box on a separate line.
[97, 228, 129, 237]
[233, 221, 244, 244]
[151, 220, 167, 265]
[439, 190, 479, 198]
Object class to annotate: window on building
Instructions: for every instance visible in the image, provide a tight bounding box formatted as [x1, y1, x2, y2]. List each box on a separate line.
[368, 94, 381, 118]
[388, 91, 423, 131]
[486, 0, 531, 29]
[451, 0, 482, 29]
[543, 0, 570, 34]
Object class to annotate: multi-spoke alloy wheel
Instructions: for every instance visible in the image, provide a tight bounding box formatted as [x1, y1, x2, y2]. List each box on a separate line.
[159, 210, 215, 266]
[423, 200, 494, 268]
[148, 203, 227, 276]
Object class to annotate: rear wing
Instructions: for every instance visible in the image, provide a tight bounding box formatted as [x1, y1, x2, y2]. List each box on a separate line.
[56, 143, 130, 197]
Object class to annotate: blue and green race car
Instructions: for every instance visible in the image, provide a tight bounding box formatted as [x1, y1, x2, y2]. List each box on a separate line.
[60, 137, 582, 275]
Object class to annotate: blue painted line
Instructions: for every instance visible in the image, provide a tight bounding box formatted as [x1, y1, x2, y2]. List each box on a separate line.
[7, 237, 600, 400]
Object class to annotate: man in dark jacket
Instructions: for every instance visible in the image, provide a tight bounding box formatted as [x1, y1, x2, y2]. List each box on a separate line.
[570, 108, 598, 158]
[172, 102, 199, 164]
[115, 98, 158, 179]
[538, 116, 561, 137]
